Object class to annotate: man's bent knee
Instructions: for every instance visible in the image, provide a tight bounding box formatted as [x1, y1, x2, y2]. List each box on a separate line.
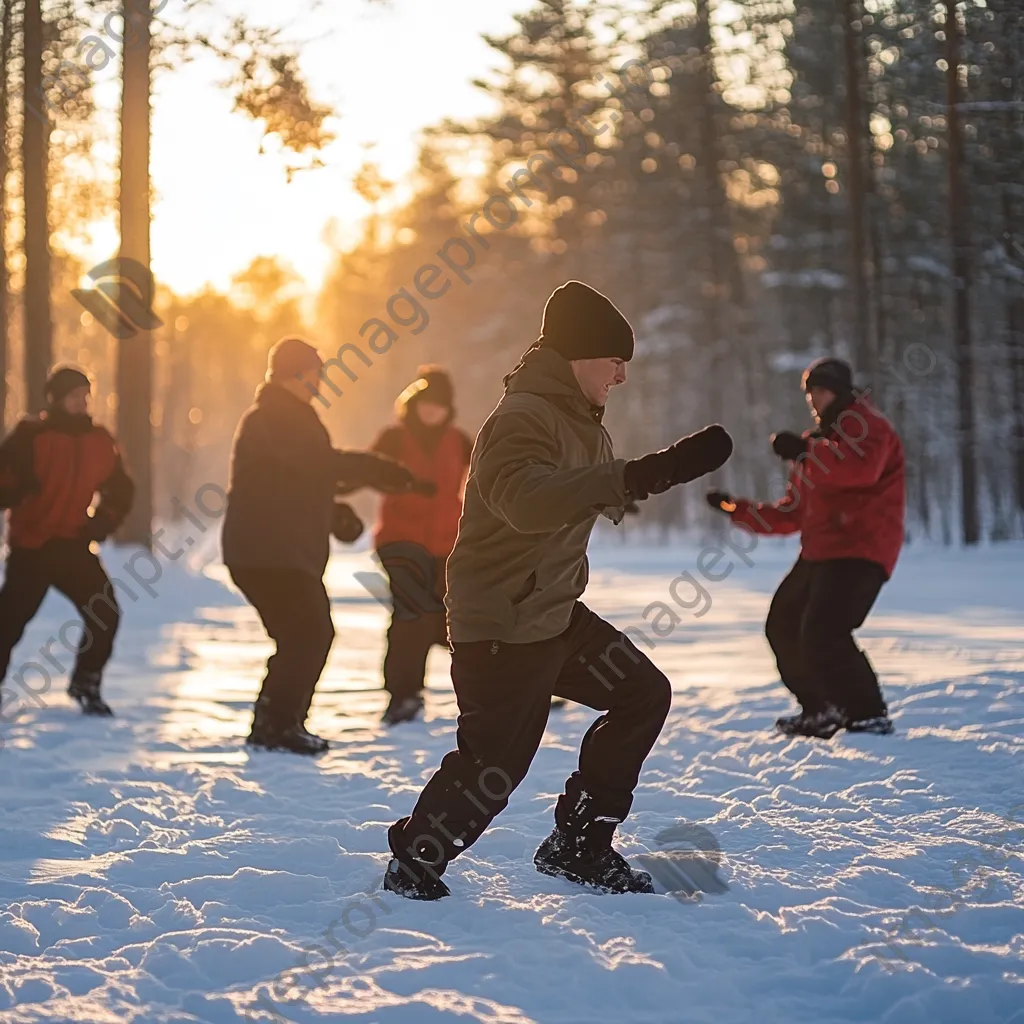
[637, 667, 672, 720]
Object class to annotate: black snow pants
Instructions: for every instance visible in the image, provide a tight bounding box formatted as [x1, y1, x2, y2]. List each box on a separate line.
[0, 539, 121, 687]
[228, 566, 335, 727]
[379, 549, 448, 703]
[765, 557, 888, 720]
[388, 601, 672, 874]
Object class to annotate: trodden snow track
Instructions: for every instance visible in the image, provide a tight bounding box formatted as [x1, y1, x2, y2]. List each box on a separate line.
[0, 541, 1021, 1024]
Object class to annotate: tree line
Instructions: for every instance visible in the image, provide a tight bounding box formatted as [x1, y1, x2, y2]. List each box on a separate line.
[1, 0, 1021, 548]
[331, 0, 1022, 546]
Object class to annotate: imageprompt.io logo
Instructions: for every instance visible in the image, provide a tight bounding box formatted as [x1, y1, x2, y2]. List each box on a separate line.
[634, 821, 730, 903]
[72, 257, 163, 340]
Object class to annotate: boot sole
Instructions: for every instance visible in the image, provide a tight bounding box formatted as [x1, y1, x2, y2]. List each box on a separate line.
[382, 864, 450, 901]
[535, 859, 655, 895]
[775, 724, 840, 739]
[69, 695, 113, 717]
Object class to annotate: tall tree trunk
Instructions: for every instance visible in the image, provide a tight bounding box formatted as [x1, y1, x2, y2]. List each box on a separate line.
[694, 0, 742, 476]
[0, 0, 11, 435]
[116, 0, 154, 547]
[22, 0, 52, 415]
[994, 0, 1024, 527]
[945, 0, 980, 545]
[841, 0, 873, 382]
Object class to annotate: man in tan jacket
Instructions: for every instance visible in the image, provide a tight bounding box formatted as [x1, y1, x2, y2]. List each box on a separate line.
[383, 281, 733, 900]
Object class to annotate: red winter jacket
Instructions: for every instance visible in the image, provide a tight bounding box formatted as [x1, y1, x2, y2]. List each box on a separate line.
[0, 411, 134, 549]
[729, 396, 906, 577]
[372, 422, 471, 558]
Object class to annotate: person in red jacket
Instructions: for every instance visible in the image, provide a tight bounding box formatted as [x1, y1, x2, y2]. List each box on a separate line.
[707, 357, 905, 739]
[0, 366, 134, 716]
[371, 366, 472, 725]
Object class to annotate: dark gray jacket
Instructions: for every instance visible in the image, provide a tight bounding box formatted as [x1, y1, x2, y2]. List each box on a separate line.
[222, 383, 407, 577]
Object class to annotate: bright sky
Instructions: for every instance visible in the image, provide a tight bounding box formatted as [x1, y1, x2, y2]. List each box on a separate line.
[82, 0, 533, 298]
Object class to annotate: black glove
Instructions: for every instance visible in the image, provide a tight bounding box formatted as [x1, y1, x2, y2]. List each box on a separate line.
[410, 479, 438, 497]
[770, 431, 809, 461]
[706, 490, 737, 515]
[331, 501, 364, 543]
[624, 424, 733, 501]
[81, 509, 115, 542]
[336, 451, 415, 494]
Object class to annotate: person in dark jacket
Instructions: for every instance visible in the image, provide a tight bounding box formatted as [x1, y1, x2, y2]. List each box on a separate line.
[707, 356, 906, 739]
[222, 337, 416, 755]
[382, 281, 733, 901]
[0, 365, 134, 716]
[370, 366, 472, 726]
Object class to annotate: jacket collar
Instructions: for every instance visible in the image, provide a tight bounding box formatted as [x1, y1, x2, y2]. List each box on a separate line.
[41, 407, 94, 435]
[503, 343, 606, 424]
[256, 381, 319, 415]
[814, 391, 859, 439]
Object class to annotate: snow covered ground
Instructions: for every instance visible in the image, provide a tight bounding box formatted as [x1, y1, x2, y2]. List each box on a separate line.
[0, 535, 1022, 1024]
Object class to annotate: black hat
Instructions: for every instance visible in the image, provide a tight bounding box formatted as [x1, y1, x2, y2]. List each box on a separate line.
[802, 357, 853, 395]
[415, 364, 454, 408]
[396, 364, 455, 416]
[539, 280, 634, 362]
[266, 336, 323, 383]
[44, 365, 91, 404]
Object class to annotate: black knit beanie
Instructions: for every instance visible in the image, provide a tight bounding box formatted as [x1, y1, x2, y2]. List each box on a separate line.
[44, 365, 91, 404]
[802, 357, 854, 395]
[539, 281, 634, 362]
[397, 364, 455, 416]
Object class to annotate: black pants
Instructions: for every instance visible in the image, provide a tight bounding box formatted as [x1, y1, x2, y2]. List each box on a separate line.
[765, 557, 888, 719]
[0, 539, 121, 686]
[380, 551, 448, 702]
[228, 566, 335, 726]
[388, 602, 672, 873]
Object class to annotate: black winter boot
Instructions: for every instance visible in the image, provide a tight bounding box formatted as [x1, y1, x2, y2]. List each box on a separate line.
[382, 694, 423, 726]
[775, 710, 806, 732]
[247, 700, 328, 755]
[536, 781, 654, 894]
[534, 827, 654, 893]
[67, 670, 113, 717]
[382, 857, 450, 900]
[776, 705, 845, 739]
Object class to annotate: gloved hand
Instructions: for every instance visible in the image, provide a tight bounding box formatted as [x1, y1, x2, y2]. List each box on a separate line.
[410, 479, 438, 497]
[337, 450, 415, 494]
[624, 424, 733, 501]
[771, 430, 809, 461]
[81, 509, 115, 542]
[705, 490, 737, 515]
[331, 501, 364, 543]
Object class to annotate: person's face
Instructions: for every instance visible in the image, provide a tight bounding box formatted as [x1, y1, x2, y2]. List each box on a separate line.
[415, 400, 449, 427]
[280, 369, 322, 403]
[571, 357, 628, 407]
[60, 386, 91, 416]
[806, 385, 836, 422]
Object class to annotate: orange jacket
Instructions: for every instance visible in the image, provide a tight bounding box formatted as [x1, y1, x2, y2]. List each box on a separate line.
[372, 423, 471, 558]
[0, 411, 133, 549]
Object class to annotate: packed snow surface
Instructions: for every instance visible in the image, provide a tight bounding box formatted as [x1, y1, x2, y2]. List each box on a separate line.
[0, 536, 1022, 1023]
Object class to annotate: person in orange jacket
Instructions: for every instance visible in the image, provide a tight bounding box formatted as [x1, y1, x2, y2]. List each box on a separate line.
[0, 366, 134, 716]
[371, 366, 472, 725]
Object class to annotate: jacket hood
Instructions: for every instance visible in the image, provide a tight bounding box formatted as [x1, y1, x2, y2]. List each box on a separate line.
[503, 344, 600, 420]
